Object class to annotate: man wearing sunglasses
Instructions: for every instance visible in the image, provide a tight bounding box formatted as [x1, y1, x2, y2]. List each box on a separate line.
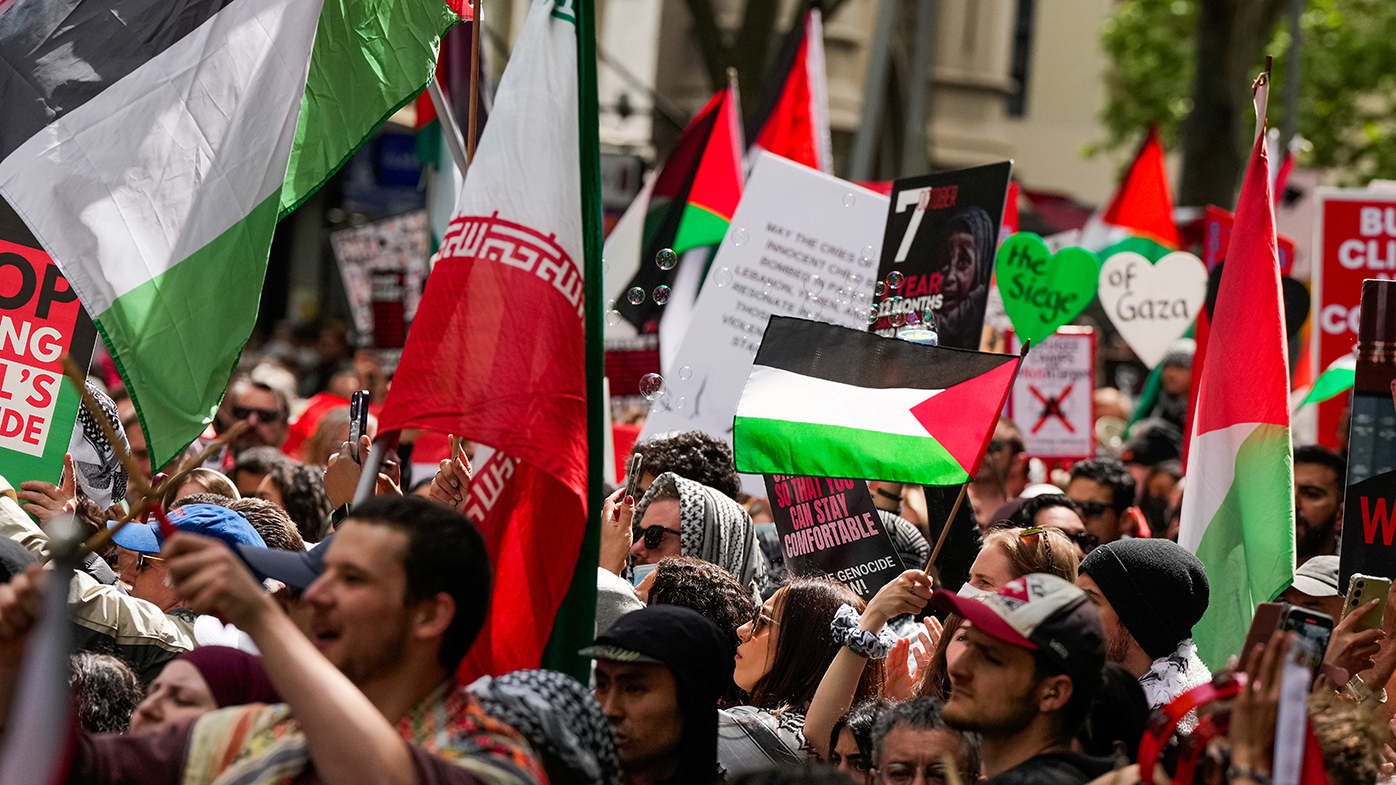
[1065, 457, 1138, 545]
[227, 379, 291, 453]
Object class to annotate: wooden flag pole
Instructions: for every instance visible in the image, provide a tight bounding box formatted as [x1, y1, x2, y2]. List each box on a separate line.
[467, 0, 482, 165]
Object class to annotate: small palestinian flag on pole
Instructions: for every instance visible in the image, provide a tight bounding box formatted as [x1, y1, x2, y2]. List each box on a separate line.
[733, 317, 1021, 486]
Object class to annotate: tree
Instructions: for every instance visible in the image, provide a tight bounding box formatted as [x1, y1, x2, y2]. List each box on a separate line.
[1097, 0, 1396, 207]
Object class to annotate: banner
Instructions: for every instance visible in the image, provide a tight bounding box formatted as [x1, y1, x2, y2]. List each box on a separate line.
[1009, 328, 1094, 461]
[638, 153, 885, 492]
[1312, 190, 1396, 451]
[0, 222, 96, 484]
[329, 210, 430, 346]
[764, 474, 903, 599]
[1339, 280, 1396, 588]
[870, 162, 1013, 348]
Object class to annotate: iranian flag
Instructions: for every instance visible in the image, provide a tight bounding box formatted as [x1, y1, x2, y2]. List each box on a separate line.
[746, 8, 832, 173]
[0, 0, 462, 468]
[1179, 128, 1295, 669]
[380, 0, 602, 681]
[733, 317, 1019, 485]
[1081, 126, 1180, 262]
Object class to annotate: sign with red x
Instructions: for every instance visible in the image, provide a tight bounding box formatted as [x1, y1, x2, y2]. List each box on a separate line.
[1008, 328, 1095, 461]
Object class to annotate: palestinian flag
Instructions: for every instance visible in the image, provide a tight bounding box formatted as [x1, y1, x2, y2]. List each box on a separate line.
[1179, 127, 1294, 669]
[746, 8, 832, 173]
[733, 317, 1020, 485]
[617, 84, 742, 331]
[1298, 353, 1356, 408]
[673, 85, 744, 254]
[0, 0, 461, 468]
[1081, 126, 1180, 262]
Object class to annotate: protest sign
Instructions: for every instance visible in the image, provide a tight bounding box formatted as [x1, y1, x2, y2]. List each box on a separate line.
[0, 217, 96, 484]
[870, 162, 1012, 348]
[1009, 329, 1094, 461]
[1339, 280, 1396, 588]
[639, 153, 885, 493]
[764, 474, 903, 599]
[995, 233, 1099, 345]
[1202, 205, 1295, 275]
[1313, 189, 1396, 451]
[1098, 251, 1206, 368]
[329, 210, 430, 347]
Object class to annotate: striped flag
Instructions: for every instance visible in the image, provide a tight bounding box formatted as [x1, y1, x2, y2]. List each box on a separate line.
[1179, 128, 1295, 669]
[1081, 126, 1180, 262]
[671, 84, 744, 254]
[0, 0, 462, 469]
[733, 317, 1019, 485]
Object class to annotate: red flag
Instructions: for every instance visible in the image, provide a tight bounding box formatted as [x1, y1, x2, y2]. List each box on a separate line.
[381, 2, 592, 680]
[746, 9, 831, 173]
[1099, 126, 1180, 248]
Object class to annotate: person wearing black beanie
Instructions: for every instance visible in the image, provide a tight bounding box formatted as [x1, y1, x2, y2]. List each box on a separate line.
[583, 605, 734, 785]
[1075, 538, 1212, 724]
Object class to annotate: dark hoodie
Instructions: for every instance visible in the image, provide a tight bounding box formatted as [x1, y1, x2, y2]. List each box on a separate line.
[584, 605, 734, 785]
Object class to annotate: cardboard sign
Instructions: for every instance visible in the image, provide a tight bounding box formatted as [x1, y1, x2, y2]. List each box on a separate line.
[871, 162, 1012, 348]
[0, 233, 96, 484]
[639, 154, 886, 494]
[1313, 190, 1396, 451]
[1098, 251, 1207, 368]
[1339, 280, 1396, 588]
[764, 474, 904, 599]
[995, 233, 1099, 345]
[330, 210, 430, 346]
[1008, 328, 1095, 461]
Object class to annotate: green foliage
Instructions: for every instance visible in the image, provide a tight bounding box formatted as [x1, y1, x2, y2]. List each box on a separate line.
[1095, 0, 1396, 185]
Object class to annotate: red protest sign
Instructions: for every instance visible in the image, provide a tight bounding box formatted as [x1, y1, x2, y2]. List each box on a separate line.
[1312, 190, 1396, 450]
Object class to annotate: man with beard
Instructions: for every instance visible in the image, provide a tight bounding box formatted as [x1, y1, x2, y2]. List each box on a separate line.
[1075, 539, 1212, 727]
[0, 496, 545, 785]
[1294, 445, 1345, 564]
[932, 573, 1112, 784]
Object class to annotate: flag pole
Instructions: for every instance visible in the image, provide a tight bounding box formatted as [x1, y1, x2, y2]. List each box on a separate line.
[428, 79, 470, 175]
[467, 0, 482, 164]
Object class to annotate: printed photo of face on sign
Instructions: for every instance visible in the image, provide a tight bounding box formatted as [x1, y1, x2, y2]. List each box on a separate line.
[871, 161, 1013, 349]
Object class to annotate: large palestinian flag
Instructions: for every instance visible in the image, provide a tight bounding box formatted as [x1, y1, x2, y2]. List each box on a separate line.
[733, 317, 1019, 485]
[0, 0, 461, 468]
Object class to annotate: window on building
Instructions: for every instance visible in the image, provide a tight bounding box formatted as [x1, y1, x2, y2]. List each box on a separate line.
[1005, 0, 1036, 117]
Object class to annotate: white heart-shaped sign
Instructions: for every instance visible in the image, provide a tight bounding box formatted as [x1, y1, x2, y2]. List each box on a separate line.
[1098, 251, 1207, 368]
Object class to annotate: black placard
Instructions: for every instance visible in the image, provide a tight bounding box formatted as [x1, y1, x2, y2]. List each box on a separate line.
[764, 475, 904, 600]
[871, 161, 1013, 349]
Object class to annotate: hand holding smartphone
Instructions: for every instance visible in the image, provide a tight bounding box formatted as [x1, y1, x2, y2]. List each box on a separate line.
[1342, 574, 1392, 632]
[349, 390, 370, 463]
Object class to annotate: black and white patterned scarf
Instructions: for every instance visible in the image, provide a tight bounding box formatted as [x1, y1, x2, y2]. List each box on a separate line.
[467, 669, 621, 785]
[1138, 638, 1211, 734]
[634, 472, 767, 598]
[67, 381, 128, 508]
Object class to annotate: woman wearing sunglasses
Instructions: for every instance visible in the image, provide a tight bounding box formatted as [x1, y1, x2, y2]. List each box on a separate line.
[719, 576, 885, 778]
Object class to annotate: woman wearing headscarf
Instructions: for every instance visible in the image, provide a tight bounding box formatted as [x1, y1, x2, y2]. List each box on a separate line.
[468, 669, 621, 785]
[932, 205, 995, 349]
[629, 472, 767, 599]
[129, 646, 280, 735]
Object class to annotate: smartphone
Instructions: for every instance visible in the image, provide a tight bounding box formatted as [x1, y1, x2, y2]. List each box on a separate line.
[349, 390, 370, 463]
[1343, 573, 1391, 632]
[1244, 602, 1334, 673]
[622, 453, 644, 503]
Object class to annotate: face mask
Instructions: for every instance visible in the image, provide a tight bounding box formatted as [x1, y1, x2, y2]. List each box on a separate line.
[957, 583, 992, 602]
[631, 562, 659, 588]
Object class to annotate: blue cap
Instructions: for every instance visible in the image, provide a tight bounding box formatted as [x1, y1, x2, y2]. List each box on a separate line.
[110, 504, 266, 554]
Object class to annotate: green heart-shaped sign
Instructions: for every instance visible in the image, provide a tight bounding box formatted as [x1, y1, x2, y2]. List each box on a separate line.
[995, 233, 1100, 344]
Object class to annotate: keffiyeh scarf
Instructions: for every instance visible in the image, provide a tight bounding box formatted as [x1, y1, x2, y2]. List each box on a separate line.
[1138, 638, 1212, 734]
[67, 380, 128, 508]
[468, 669, 620, 785]
[634, 472, 766, 596]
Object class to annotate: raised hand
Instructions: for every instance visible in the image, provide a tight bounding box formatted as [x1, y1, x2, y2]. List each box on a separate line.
[18, 453, 78, 524]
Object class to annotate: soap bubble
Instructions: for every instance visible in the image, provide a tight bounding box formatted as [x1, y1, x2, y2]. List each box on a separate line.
[853, 292, 870, 308]
[763, 281, 773, 295]
[799, 296, 822, 318]
[627, 287, 645, 305]
[860, 245, 875, 262]
[732, 228, 749, 246]
[603, 259, 610, 274]
[905, 310, 921, 327]
[679, 365, 693, 380]
[714, 267, 733, 287]
[804, 274, 825, 295]
[653, 285, 671, 304]
[842, 193, 856, 207]
[886, 271, 904, 291]
[605, 298, 616, 311]
[605, 310, 622, 326]
[656, 248, 678, 270]
[676, 397, 686, 410]
[846, 272, 863, 289]
[639, 373, 664, 401]
[875, 281, 886, 297]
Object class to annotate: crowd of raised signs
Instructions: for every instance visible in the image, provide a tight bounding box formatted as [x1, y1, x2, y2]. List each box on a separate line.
[0, 326, 1385, 785]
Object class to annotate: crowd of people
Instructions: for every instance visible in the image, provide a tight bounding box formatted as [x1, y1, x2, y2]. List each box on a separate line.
[0, 329, 1386, 785]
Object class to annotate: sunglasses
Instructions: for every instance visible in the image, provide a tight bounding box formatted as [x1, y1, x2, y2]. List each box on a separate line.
[232, 405, 283, 424]
[1075, 500, 1111, 520]
[748, 605, 780, 635]
[1065, 529, 1100, 553]
[1017, 526, 1054, 565]
[632, 524, 680, 550]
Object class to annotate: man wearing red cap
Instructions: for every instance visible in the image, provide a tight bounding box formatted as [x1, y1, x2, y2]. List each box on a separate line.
[932, 572, 1114, 784]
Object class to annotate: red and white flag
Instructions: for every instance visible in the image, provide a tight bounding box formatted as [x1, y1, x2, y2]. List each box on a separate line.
[381, 0, 593, 680]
